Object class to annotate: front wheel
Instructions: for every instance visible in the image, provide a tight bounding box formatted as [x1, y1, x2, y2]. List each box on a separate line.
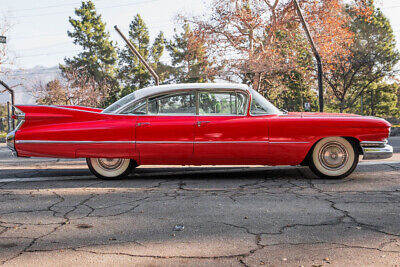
[86, 158, 135, 179]
[309, 137, 359, 179]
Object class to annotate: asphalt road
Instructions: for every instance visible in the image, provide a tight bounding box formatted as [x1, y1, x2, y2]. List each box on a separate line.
[0, 138, 400, 266]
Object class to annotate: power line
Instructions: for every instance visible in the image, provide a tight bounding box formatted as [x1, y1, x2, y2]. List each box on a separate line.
[18, 41, 73, 52]
[15, 50, 82, 58]
[8, 0, 162, 19]
[5, 0, 110, 13]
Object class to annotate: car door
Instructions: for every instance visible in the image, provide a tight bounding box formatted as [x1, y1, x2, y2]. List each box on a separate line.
[193, 90, 269, 165]
[135, 91, 196, 165]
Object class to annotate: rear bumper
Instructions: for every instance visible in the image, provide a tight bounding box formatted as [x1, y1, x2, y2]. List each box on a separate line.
[361, 141, 393, 160]
[6, 130, 17, 157]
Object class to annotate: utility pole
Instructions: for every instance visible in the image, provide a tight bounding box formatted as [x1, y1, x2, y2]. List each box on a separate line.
[114, 25, 160, 86]
[292, 0, 324, 112]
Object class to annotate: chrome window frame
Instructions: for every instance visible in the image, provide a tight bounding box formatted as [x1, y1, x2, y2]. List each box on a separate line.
[115, 88, 250, 117]
[117, 89, 196, 116]
[248, 89, 282, 117]
[197, 90, 249, 117]
[148, 91, 197, 116]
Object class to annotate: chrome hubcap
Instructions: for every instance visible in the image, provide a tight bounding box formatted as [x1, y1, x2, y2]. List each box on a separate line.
[96, 158, 124, 171]
[318, 142, 348, 170]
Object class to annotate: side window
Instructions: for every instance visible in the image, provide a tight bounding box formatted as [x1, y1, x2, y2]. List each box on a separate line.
[120, 99, 147, 114]
[199, 91, 246, 115]
[148, 92, 196, 115]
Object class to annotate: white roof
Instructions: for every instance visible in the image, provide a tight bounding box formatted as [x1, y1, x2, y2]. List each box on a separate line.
[134, 83, 250, 99]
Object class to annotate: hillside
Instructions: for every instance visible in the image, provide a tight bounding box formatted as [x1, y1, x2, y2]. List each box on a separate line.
[0, 66, 61, 105]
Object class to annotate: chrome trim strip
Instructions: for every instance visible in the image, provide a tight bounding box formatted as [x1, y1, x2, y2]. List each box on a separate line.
[116, 89, 250, 116]
[15, 140, 309, 145]
[137, 141, 193, 144]
[194, 141, 269, 144]
[270, 142, 309, 144]
[360, 141, 387, 146]
[16, 140, 135, 144]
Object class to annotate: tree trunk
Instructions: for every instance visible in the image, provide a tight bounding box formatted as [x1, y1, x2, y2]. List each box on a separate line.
[339, 101, 345, 113]
[369, 90, 375, 116]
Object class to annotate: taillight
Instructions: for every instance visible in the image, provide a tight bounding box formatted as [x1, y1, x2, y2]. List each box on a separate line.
[13, 108, 25, 121]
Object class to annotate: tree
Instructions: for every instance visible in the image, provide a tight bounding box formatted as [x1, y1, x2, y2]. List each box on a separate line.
[60, 0, 118, 107]
[33, 69, 110, 107]
[118, 14, 169, 98]
[184, 0, 372, 111]
[167, 24, 215, 83]
[324, 1, 399, 112]
[348, 82, 399, 117]
[187, 0, 366, 85]
[0, 104, 7, 133]
[35, 79, 72, 105]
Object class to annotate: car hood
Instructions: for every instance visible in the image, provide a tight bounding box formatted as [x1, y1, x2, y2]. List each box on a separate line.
[282, 112, 390, 128]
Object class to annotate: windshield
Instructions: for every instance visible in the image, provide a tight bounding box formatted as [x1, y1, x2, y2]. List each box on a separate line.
[102, 92, 137, 114]
[250, 89, 282, 115]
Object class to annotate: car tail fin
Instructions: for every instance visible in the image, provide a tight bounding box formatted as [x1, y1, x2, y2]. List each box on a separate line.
[14, 105, 105, 130]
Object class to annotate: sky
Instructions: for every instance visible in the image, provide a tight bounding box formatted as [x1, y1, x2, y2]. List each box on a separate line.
[0, 0, 400, 70]
[0, 0, 210, 70]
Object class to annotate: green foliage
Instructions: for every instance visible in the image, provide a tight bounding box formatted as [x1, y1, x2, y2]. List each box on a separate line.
[0, 104, 8, 133]
[118, 14, 170, 98]
[60, 0, 118, 107]
[348, 82, 399, 117]
[325, 2, 400, 113]
[257, 29, 317, 112]
[167, 24, 213, 83]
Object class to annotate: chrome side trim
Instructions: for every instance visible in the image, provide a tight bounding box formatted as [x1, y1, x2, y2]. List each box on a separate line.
[137, 141, 193, 144]
[270, 142, 309, 144]
[194, 141, 269, 144]
[15, 140, 310, 145]
[16, 140, 135, 144]
[360, 141, 387, 148]
[361, 141, 393, 160]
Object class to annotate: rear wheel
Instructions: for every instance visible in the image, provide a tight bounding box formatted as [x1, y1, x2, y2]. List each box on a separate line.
[86, 158, 135, 179]
[309, 137, 359, 179]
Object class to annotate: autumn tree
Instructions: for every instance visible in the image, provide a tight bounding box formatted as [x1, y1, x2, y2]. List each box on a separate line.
[324, 1, 399, 113]
[35, 79, 72, 105]
[33, 69, 110, 107]
[118, 14, 169, 98]
[167, 24, 215, 83]
[60, 1, 119, 107]
[186, 0, 371, 111]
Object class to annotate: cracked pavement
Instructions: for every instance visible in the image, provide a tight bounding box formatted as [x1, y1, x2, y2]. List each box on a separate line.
[1, 141, 400, 266]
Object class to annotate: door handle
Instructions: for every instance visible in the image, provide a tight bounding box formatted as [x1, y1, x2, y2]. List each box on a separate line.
[137, 122, 150, 127]
[197, 121, 210, 127]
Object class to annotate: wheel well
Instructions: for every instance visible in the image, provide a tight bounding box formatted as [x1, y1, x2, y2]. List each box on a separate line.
[300, 136, 362, 166]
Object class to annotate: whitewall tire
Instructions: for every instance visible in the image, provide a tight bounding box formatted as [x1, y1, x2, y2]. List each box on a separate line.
[86, 158, 134, 179]
[309, 137, 359, 179]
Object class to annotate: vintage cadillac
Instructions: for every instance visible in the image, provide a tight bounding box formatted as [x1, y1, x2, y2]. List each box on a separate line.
[6, 83, 393, 179]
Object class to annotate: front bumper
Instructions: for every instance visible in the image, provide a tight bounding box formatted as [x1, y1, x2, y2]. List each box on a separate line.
[361, 141, 393, 160]
[6, 130, 17, 157]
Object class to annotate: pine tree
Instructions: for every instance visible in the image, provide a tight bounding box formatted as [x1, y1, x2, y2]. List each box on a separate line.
[167, 24, 213, 83]
[60, 1, 118, 107]
[118, 14, 168, 98]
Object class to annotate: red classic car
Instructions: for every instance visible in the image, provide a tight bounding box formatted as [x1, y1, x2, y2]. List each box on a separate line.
[6, 83, 393, 179]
